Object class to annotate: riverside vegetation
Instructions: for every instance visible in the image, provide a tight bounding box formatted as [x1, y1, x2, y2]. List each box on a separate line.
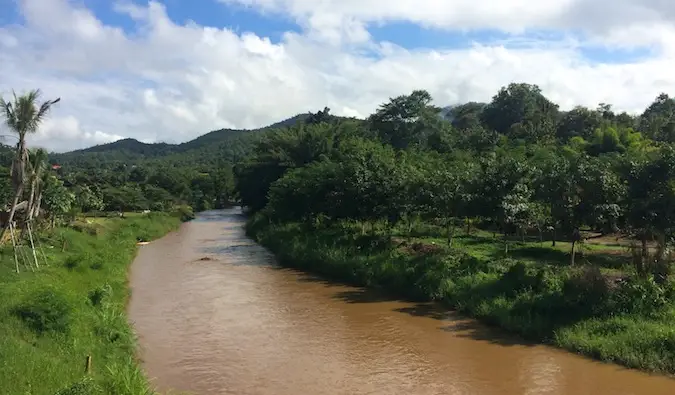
[240, 86, 675, 374]
[4, 82, 675, 393]
[0, 90, 193, 394]
[0, 212, 186, 395]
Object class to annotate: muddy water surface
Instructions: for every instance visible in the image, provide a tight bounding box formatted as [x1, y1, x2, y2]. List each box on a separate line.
[128, 209, 675, 395]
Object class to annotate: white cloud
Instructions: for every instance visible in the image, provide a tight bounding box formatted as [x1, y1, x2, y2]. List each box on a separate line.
[0, 0, 674, 152]
[25, 116, 124, 153]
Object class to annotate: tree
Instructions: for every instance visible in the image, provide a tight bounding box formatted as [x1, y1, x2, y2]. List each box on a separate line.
[42, 175, 75, 226]
[624, 147, 675, 276]
[235, 123, 341, 212]
[639, 93, 675, 142]
[556, 106, 604, 141]
[367, 90, 443, 150]
[447, 102, 486, 131]
[306, 107, 333, 125]
[0, 90, 60, 239]
[73, 185, 104, 213]
[482, 83, 559, 142]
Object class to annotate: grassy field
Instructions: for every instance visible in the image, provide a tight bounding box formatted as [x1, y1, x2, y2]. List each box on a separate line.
[248, 216, 675, 374]
[0, 212, 182, 395]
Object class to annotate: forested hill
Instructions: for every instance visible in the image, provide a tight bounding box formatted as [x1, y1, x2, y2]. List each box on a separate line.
[38, 107, 348, 213]
[52, 119, 298, 167]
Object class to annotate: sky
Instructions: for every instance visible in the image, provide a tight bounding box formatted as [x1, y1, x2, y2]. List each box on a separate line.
[1, 0, 675, 152]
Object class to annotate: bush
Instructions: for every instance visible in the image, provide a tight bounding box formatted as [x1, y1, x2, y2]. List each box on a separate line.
[12, 289, 73, 334]
[88, 283, 112, 307]
[562, 266, 609, 314]
[172, 205, 195, 222]
[63, 255, 80, 270]
[611, 276, 669, 317]
[54, 377, 102, 395]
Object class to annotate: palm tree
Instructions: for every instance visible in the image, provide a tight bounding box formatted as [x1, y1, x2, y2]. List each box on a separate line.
[0, 90, 60, 241]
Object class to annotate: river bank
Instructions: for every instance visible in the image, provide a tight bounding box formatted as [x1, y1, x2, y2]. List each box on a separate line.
[247, 216, 675, 375]
[0, 212, 183, 395]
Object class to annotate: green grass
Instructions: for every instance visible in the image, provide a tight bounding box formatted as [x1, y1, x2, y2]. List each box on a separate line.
[0, 212, 182, 395]
[248, 216, 675, 375]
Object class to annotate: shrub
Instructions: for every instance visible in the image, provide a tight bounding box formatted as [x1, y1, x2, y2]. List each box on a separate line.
[54, 377, 102, 395]
[611, 276, 669, 317]
[69, 221, 102, 236]
[12, 289, 73, 334]
[88, 283, 112, 307]
[562, 266, 610, 314]
[172, 205, 195, 222]
[63, 255, 80, 270]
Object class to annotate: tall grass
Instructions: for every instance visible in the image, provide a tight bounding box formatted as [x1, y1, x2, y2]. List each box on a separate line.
[0, 213, 182, 395]
[248, 216, 675, 374]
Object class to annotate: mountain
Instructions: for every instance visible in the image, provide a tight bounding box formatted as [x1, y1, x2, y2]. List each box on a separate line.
[51, 112, 349, 169]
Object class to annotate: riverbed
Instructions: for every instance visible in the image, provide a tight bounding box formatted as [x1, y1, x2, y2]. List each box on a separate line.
[128, 209, 675, 395]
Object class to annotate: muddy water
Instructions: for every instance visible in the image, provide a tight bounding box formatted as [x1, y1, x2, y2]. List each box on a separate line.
[128, 209, 675, 395]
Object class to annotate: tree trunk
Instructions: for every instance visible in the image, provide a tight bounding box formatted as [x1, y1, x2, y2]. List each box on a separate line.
[32, 191, 42, 220]
[26, 178, 36, 221]
[465, 217, 470, 235]
[0, 184, 24, 242]
[551, 228, 556, 247]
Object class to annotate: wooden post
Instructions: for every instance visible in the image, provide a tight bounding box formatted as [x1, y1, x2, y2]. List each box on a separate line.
[26, 221, 39, 269]
[9, 222, 19, 274]
[85, 355, 92, 374]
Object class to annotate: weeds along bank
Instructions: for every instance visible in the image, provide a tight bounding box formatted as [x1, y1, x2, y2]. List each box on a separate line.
[247, 216, 675, 375]
[0, 210, 188, 395]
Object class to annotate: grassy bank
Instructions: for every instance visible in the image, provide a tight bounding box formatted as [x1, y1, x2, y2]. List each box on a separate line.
[0, 212, 183, 395]
[248, 216, 675, 374]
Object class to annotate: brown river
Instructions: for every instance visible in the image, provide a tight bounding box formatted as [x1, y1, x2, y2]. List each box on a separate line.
[128, 209, 675, 395]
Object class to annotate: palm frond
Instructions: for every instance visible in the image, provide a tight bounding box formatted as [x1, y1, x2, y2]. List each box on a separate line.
[0, 89, 60, 137]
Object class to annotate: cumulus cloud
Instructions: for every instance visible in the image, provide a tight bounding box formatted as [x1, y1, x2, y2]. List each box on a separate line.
[0, 0, 674, 152]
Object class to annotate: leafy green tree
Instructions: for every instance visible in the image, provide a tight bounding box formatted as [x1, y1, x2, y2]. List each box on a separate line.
[235, 123, 342, 212]
[368, 90, 444, 150]
[482, 83, 559, 142]
[624, 147, 675, 275]
[448, 102, 486, 131]
[639, 93, 675, 142]
[556, 106, 604, 141]
[43, 175, 75, 226]
[73, 185, 104, 212]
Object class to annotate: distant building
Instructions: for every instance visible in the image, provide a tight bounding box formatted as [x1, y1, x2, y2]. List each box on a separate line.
[51, 164, 62, 170]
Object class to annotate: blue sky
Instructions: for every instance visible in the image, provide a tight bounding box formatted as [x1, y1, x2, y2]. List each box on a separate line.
[0, 0, 673, 151]
[1, 0, 655, 62]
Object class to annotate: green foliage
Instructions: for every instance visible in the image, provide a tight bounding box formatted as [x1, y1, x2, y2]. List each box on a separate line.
[12, 288, 73, 334]
[481, 83, 559, 142]
[54, 377, 102, 395]
[367, 90, 443, 149]
[172, 205, 195, 222]
[611, 276, 669, 317]
[0, 213, 182, 394]
[232, 84, 675, 375]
